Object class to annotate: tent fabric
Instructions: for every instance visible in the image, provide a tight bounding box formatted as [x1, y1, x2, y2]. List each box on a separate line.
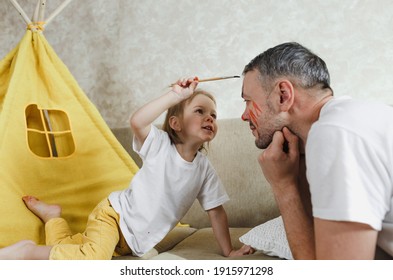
[0, 30, 139, 247]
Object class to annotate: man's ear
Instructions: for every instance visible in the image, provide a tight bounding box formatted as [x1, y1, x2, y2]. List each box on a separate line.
[278, 80, 295, 112]
[169, 116, 181, 132]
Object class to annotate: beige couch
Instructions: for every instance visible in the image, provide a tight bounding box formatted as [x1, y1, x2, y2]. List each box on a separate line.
[111, 118, 281, 260]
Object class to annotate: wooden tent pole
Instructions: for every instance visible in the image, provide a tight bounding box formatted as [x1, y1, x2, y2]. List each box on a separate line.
[44, 0, 74, 27]
[32, 0, 41, 22]
[9, 0, 33, 26]
[38, 0, 47, 22]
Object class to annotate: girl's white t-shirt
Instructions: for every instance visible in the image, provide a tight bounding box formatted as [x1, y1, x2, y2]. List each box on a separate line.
[306, 96, 393, 257]
[109, 125, 229, 256]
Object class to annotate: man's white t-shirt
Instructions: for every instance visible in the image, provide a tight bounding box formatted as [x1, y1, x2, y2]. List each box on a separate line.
[109, 125, 229, 256]
[306, 96, 393, 257]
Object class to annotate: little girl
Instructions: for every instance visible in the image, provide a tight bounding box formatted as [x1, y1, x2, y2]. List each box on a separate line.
[0, 77, 252, 259]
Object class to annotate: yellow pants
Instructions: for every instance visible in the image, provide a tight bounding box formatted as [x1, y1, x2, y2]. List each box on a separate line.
[46, 199, 132, 260]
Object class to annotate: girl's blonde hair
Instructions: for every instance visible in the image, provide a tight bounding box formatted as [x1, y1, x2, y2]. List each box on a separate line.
[162, 89, 216, 152]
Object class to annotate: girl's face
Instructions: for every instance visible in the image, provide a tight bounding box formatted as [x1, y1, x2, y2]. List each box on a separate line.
[181, 94, 218, 144]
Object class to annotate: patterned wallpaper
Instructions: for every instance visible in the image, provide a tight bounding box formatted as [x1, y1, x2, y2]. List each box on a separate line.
[1, 0, 393, 128]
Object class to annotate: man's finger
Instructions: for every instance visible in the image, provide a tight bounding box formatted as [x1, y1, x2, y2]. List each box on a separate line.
[282, 127, 299, 156]
[268, 130, 285, 154]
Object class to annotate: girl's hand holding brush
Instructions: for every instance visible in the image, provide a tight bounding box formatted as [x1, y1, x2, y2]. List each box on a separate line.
[170, 77, 199, 100]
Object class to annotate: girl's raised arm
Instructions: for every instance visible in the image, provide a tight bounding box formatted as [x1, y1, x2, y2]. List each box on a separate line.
[130, 77, 198, 147]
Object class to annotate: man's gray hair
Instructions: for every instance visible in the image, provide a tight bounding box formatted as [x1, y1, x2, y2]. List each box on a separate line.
[243, 42, 331, 91]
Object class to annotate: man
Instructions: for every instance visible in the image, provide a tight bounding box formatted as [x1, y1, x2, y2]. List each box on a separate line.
[241, 42, 393, 259]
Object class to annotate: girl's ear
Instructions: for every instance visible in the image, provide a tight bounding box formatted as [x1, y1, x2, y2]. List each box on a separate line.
[169, 116, 181, 132]
[278, 80, 295, 112]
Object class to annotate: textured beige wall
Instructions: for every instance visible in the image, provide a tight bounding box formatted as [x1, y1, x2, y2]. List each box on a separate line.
[1, 0, 393, 128]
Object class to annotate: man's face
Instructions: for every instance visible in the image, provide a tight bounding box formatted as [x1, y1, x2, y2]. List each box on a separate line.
[241, 70, 284, 149]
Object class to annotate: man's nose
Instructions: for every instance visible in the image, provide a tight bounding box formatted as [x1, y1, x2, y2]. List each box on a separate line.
[241, 110, 249, 121]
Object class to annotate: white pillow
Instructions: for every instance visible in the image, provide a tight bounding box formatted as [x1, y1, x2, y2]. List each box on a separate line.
[239, 216, 293, 259]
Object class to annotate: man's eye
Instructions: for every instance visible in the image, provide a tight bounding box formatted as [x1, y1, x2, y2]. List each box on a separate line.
[195, 109, 203, 114]
[211, 114, 217, 119]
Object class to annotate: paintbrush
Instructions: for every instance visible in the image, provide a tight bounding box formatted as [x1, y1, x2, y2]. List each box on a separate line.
[169, 75, 240, 87]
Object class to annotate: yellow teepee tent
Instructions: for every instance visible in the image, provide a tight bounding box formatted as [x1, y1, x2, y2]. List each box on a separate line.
[0, 0, 139, 247]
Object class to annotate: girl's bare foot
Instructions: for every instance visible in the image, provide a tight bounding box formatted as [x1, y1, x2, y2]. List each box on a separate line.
[0, 240, 36, 260]
[22, 196, 61, 223]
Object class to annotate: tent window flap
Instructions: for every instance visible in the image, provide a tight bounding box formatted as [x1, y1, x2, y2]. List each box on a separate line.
[25, 104, 74, 158]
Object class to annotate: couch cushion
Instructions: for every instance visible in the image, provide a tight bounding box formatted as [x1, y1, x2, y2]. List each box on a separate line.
[154, 226, 197, 253]
[112, 226, 197, 260]
[240, 216, 293, 259]
[152, 228, 280, 260]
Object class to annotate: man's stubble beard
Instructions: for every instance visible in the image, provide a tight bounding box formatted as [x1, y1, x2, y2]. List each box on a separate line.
[254, 104, 285, 150]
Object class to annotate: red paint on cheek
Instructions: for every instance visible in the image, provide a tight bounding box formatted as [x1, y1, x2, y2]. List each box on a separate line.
[252, 102, 262, 114]
[249, 110, 259, 128]
[249, 101, 262, 128]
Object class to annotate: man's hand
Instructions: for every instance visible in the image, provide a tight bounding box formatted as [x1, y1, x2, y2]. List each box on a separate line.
[258, 127, 300, 191]
[259, 127, 317, 259]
